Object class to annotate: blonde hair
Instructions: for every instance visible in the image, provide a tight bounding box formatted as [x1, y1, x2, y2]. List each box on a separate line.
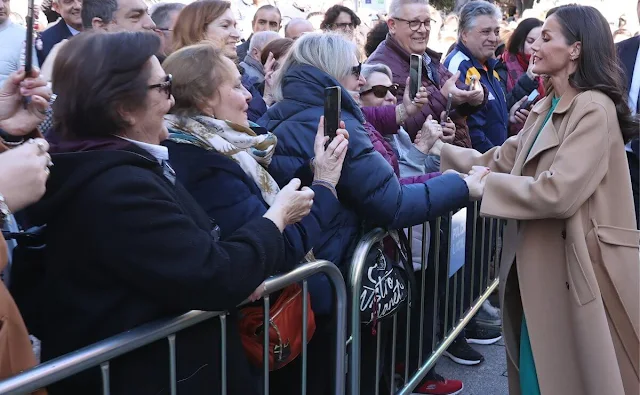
[162, 43, 233, 116]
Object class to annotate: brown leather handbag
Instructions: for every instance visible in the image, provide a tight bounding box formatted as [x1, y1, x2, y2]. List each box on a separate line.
[239, 283, 315, 371]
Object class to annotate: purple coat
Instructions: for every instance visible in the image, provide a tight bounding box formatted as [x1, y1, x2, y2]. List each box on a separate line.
[366, 34, 488, 148]
[361, 105, 440, 185]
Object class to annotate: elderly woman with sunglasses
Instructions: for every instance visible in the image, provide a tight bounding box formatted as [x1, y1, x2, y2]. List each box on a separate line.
[25, 32, 317, 395]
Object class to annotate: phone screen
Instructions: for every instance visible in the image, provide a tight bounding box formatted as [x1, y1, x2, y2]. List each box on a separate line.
[324, 86, 341, 142]
[445, 93, 453, 120]
[24, 0, 35, 75]
[519, 90, 540, 111]
[409, 54, 422, 100]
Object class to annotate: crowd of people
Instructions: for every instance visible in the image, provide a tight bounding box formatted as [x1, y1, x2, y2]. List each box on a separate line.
[0, 0, 638, 394]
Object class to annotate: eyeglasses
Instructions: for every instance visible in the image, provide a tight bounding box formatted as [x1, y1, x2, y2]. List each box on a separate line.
[361, 84, 399, 98]
[148, 74, 172, 99]
[332, 22, 355, 30]
[393, 17, 434, 32]
[351, 63, 362, 79]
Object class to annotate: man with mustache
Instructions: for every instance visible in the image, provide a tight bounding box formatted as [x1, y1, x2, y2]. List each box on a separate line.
[36, 0, 83, 66]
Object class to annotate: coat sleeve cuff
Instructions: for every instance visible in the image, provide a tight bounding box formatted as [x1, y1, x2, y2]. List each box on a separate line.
[425, 173, 470, 218]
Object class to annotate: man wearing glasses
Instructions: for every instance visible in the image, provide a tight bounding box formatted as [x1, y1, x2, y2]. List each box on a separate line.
[367, 0, 487, 151]
[150, 2, 185, 63]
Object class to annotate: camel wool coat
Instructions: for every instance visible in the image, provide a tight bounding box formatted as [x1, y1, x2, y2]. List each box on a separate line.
[441, 89, 640, 395]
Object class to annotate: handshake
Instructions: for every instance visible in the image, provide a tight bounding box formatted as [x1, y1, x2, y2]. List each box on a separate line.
[445, 166, 491, 201]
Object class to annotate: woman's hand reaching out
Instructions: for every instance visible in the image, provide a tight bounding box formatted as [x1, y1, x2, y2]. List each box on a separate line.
[463, 166, 490, 201]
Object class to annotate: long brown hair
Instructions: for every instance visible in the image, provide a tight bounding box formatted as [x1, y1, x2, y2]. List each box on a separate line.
[550, 5, 638, 143]
[172, 0, 230, 53]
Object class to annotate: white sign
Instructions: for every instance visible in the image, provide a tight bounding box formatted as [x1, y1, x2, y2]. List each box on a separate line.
[448, 208, 467, 278]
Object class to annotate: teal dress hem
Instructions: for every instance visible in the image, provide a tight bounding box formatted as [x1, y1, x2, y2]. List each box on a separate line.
[519, 96, 561, 395]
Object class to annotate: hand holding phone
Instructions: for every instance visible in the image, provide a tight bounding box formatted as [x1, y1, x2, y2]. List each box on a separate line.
[518, 90, 540, 112]
[324, 86, 341, 143]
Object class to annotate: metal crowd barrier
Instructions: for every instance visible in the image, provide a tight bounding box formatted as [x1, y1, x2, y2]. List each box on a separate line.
[348, 202, 505, 395]
[0, 260, 347, 395]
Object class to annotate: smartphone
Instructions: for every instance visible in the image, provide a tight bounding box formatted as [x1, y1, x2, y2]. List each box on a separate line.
[468, 76, 477, 91]
[519, 90, 540, 111]
[24, 0, 35, 75]
[444, 93, 453, 121]
[324, 86, 341, 143]
[409, 54, 422, 100]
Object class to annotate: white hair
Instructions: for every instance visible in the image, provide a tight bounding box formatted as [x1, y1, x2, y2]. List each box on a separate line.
[272, 32, 357, 102]
[248, 31, 280, 55]
[388, 0, 429, 19]
[457, 0, 502, 39]
[361, 63, 392, 82]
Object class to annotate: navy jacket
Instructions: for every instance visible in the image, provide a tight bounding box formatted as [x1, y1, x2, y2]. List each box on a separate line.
[445, 42, 509, 153]
[36, 19, 73, 66]
[258, 64, 471, 271]
[242, 73, 268, 122]
[27, 139, 283, 394]
[164, 139, 342, 312]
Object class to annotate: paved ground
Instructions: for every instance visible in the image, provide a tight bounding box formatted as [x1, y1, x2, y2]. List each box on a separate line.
[437, 337, 509, 395]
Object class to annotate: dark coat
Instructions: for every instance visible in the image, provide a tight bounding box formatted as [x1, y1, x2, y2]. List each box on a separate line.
[27, 138, 286, 395]
[257, 64, 471, 271]
[242, 73, 268, 122]
[616, 36, 640, 229]
[163, 138, 341, 312]
[236, 36, 251, 63]
[36, 19, 73, 66]
[366, 34, 484, 147]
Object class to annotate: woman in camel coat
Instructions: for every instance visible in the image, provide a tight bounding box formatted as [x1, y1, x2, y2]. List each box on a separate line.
[427, 5, 639, 395]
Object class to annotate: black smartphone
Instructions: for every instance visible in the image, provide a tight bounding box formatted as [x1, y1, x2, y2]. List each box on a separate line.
[324, 86, 341, 143]
[24, 0, 35, 75]
[409, 54, 422, 100]
[519, 90, 540, 112]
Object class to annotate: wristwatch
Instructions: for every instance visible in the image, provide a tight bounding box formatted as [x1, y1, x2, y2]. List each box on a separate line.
[0, 194, 10, 227]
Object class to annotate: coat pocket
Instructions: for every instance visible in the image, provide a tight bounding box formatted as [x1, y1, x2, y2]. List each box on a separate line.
[565, 243, 597, 306]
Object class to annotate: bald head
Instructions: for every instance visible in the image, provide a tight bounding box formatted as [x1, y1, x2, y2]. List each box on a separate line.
[285, 18, 314, 40]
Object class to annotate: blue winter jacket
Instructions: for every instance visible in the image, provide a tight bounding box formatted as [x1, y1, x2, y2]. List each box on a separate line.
[444, 42, 509, 153]
[258, 64, 471, 274]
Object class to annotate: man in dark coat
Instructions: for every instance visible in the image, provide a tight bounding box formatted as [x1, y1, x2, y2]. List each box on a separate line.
[615, 0, 639, 229]
[36, 0, 82, 66]
[237, 5, 282, 61]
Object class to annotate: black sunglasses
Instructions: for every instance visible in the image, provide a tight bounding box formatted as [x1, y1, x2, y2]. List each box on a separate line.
[361, 84, 399, 98]
[351, 63, 362, 79]
[148, 74, 172, 99]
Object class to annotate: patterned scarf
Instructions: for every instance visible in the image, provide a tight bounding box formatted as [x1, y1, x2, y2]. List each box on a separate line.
[501, 52, 545, 97]
[164, 114, 280, 206]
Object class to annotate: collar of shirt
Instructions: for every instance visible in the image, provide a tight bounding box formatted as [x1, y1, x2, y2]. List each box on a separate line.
[118, 136, 169, 164]
[66, 23, 81, 36]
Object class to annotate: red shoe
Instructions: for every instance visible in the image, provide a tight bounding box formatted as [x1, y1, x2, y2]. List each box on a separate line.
[412, 373, 463, 395]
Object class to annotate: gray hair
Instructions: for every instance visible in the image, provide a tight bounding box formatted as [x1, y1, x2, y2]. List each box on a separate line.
[81, 0, 118, 29]
[361, 63, 392, 82]
[388, 0, 429, 18]
[248, 31, 280, 54]
[272, 32, 357, 102]
[150, 3, 185, 30]
[457, 0, 501, 39]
